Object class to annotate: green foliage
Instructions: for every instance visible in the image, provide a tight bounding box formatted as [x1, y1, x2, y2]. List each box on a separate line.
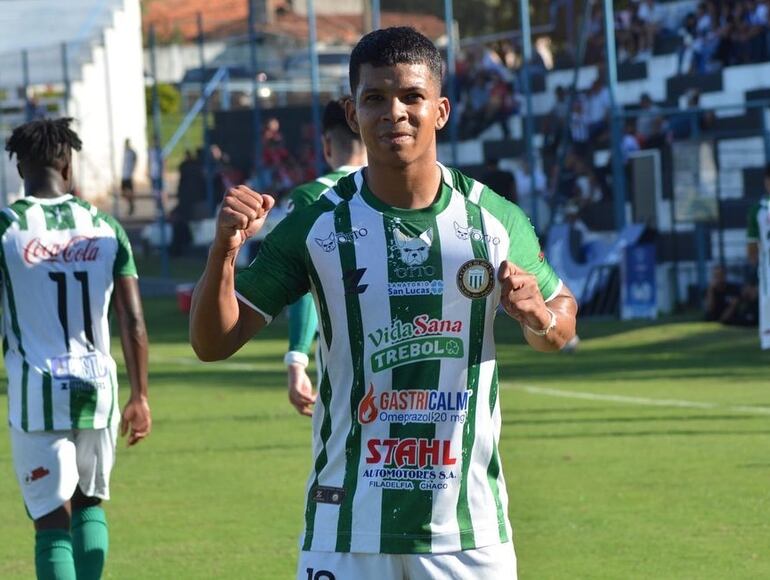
[145, 83, 181, 116]
[1, 299, 769, 578]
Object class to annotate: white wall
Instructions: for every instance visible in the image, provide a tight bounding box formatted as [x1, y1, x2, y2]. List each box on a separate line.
[70, 0, 147, 208]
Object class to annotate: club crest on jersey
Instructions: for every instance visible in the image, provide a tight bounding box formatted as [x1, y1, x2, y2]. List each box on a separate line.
[392, 227, 433, 266]
[457, 259, 495, 299]
[453, 222, 500, 245]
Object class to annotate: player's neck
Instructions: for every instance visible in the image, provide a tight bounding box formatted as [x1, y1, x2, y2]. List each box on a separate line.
[364, 158, 441, 210]
[24, 171, 68, 199]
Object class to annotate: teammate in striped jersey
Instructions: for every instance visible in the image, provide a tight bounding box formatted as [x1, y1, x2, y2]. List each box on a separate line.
[285, 98, 367, 417]
[3, 118, 151, 580]
[746, 162, 770, 349]
[190, 27, 577, 579]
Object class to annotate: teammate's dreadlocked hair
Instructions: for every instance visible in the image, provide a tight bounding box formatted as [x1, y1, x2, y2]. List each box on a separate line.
[5, 117, 82, 168]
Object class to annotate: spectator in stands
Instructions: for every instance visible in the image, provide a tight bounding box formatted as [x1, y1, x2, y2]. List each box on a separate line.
[170, 150, 204, 256]
[461, 73, 491, 138]
[121, 138, 137, 216]
[621, 118, 641, 164]
[513, 159, 547, 206]
[636, 0, 665, 58]
[720, 282, 760, 326]
[482, 158, 516, 203]
[485, 73, 518, 139]
[635, 92, 667, 148]
[704, 264, 742, 321]
[668, 89, 715, 140]
[678, 11, 699, 73]
[586, 78, 611, 145]
[692, 2, 719, 73]
[569, 96, 591, 161]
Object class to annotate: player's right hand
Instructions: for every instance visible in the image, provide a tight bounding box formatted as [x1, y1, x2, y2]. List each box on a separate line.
[214, 185, 275, 253]
[288, 364, 317, 417]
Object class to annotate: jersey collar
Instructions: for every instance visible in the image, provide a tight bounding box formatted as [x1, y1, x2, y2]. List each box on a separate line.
[24, 193, 74, 205]
[353, 164, 453, 219]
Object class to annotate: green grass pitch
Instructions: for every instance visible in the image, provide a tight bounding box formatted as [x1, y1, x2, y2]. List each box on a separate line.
[1, 298, 768, 578]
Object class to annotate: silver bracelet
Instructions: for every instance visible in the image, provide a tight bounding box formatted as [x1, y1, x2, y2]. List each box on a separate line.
[525, 308, 557, 336]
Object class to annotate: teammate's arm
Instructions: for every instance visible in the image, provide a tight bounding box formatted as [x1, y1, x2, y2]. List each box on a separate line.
[190, 186, 275, 361]
[498, 261, 577, 352]
[287, 295, 318, 416]
[113, 276, 152, 446]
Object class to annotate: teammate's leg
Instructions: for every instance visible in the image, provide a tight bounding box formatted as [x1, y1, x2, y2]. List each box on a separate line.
[70, 489, 108, 580]
[405, 541, 517, 580]
[70, 425, 118, 580]
[297, 551, 404, 580]
[11, 429, 79, 580]
[34, 506, 76, 580]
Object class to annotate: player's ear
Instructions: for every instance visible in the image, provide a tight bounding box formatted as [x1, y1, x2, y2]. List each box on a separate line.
[345, 98, 360, 134]
[435, 96, 450, 131]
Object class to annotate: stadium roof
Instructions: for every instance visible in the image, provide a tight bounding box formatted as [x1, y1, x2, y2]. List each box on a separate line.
[142, 0, 446, 45]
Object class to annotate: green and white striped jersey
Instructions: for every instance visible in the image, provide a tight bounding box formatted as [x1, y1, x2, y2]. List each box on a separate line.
[1, 195, 137, 432]
[236, 165, 562, 554]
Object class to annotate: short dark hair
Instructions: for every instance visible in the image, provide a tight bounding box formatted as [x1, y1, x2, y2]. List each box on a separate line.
[6, 117, 82, 168]
[322, 98, 356, 138]
[349, 27, 443, 93]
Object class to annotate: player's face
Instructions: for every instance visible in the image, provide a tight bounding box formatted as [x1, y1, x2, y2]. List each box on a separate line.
[347, 63, 449, 168]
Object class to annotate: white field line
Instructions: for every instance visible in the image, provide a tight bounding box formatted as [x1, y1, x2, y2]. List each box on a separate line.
[507, 384, 770, 416]
[166, 357, 266, 372]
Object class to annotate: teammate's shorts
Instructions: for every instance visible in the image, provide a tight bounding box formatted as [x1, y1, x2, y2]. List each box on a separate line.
[10, 424, 119, 520]
[297, 541, 517, 580]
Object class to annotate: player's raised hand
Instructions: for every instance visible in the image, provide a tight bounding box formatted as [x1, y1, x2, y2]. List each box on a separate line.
[287, 364, 317, 417]
[498, 260, 552, 330]
[215, 185, 275, 253]
[120, 395, 152, 446]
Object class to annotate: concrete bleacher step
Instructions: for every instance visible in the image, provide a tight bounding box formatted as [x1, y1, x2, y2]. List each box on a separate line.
[666, 71, 723, 103]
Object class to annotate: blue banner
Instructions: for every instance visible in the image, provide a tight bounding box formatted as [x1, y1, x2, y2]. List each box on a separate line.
[621, 243, 657, 320]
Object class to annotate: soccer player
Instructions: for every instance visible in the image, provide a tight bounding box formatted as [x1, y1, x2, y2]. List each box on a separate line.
[3, 118, 151, 580]
[746, 161, 770, 349]
[285, 98, 367, 417]
[190, 27, 577, 579]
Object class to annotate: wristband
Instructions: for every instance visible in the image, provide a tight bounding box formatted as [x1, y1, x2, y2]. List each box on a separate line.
[284, 351, 309, 368]
[525, 308, 557, 336]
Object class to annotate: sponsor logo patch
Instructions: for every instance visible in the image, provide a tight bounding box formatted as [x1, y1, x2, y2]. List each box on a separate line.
[387, 280, 444, 296]
[453, 221, 500, 245]
[314, 227, 368, 252]
[23, 236, 101, 265]
[25, 466, 50, 484]
[311, 485, 346, 505]
[358, 384, 472, 425]
[457, 259, 495, 299]
[343, 268, 368, 295]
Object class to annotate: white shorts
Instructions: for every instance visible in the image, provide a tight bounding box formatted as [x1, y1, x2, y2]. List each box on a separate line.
[298, 542, 517, 580]
[10, 424, 118, 520]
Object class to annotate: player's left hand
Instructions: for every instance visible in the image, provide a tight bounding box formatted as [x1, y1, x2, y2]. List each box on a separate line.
[120, 395, 152, 446]
[498, 260, 551, 331]
[288, 364, 317, 417]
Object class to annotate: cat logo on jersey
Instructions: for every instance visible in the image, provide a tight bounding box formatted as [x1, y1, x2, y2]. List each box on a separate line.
[457, 259, 495, 299]
[392, 227, 433, 266]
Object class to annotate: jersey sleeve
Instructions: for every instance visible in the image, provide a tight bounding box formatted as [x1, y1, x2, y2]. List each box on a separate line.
[288, 293, 318, 354]
[479, 186, 561, 301]
[288, 182, 325, 214]
[235, 208, 318, 321]
[102, 214, 137, 278]
[747, 203, 760, 242]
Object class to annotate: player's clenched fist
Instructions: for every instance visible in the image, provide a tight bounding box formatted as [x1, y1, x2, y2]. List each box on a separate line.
[215, 185, 275, 252]
[498, 260, 551, 331]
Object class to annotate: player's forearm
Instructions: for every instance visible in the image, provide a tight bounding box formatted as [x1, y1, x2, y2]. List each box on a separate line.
[119, 315, 149, 400]
[522, 293, 578, 352]
[189, 244, 247, 361]
[288, 294, 318, 354]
